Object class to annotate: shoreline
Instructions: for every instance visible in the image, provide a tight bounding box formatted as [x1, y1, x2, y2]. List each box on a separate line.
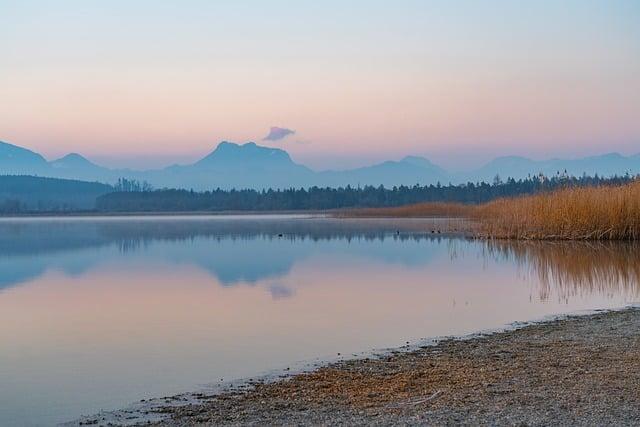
[72, 305, 640, 426]
[0, 210, 467, 221]
[0, 210, 333, 218]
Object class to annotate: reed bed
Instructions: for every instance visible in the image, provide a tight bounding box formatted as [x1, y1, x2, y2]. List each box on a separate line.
[474, 181, 640, 240]
[340, 181, 640, 240]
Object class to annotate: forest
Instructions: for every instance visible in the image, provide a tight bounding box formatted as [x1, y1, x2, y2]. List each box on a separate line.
[1, 173, 637, 214]
[95, 174, 638, 212]
[0, 175, 113, 213]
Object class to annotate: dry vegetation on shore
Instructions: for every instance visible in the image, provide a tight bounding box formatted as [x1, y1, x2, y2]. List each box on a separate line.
[475, 181, 640, 240]
[342, 181, 640, 241]
[147, 308, 640, 426]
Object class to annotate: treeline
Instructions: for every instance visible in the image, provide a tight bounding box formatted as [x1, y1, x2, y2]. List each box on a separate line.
[96, 174, 638, 212]
[113, 177, 153, 192]
[0, 175, 113, 213]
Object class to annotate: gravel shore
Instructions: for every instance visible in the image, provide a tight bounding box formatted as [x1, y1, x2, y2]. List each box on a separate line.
[145, 307, 640, 426]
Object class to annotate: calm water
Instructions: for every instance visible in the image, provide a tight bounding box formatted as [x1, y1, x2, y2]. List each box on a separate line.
[0, 216, 638, 426]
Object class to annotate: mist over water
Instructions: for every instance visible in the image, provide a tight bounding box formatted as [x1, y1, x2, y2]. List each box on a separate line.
[0, 216, 637, 426]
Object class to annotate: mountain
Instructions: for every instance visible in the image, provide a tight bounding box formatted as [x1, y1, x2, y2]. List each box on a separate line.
[49, 152, 122, 182]
[320, 156, 449, 188]
[0, 141, 119, 182]
[469, 153, 640, 182]
[155, 142, 315, 190]
[401, 155, 442, 169]
[469, 156, 539, 182]
[0, 139, 638, 190]
[0, 141, 49, 175]
[51, 153, 100, 170]
[194, 141, 298, 169]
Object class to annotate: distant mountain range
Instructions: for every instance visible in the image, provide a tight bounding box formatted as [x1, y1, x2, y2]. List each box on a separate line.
[1, 140, 639, 190]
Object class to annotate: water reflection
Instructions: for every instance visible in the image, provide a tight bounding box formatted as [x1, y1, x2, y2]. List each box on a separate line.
[0, 217, 452, 291]
[485, 240, 640, 302]
[1, 217, 638, 299]
[0, 216, 637, 426]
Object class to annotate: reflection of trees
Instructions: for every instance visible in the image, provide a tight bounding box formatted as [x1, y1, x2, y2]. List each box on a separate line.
[485, 241, 640, 302]
[0, 218, 453, 257]
[96, 217, 455, 247]
[6, 218, 637, 304]
[0, 218, 449, 290]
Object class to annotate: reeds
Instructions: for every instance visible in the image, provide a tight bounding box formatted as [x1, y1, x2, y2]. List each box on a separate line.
[339, 181, 640, 240]
[474, 181, 640, 240]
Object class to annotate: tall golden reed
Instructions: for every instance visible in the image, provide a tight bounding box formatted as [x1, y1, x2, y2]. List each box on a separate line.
[337, 181, 640, 240]
[474, 181, 640, 240]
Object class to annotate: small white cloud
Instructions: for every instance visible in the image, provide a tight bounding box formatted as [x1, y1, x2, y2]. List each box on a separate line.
[263, 126, 295, 142]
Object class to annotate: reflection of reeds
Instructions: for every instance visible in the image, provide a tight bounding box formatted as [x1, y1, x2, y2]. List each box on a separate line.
[475, 182, 640, 240]
[485, 240, 640, 302]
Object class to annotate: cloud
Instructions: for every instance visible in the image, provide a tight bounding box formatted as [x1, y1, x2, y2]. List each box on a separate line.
[262, 126, 295, 141]
[269, 284, 295, 300]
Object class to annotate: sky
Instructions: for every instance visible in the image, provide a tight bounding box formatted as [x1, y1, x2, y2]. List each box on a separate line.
[1, 0, 639, 170]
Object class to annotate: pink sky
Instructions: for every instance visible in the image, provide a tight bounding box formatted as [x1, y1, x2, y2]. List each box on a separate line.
[1, 1, 639, 169]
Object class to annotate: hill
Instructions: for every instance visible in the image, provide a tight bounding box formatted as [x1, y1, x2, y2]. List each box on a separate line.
[0, 175, 113, 213]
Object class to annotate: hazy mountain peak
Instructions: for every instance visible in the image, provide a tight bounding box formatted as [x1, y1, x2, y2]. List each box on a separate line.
[593, 152, 623, 160]
[469, 152, 640, 182]
[0, 140, 49, 172]
[400, 155, 438, 169]
[480, 156, 535, 168]
[492, 155, 532, 162]
[51, 153, 97, 168]
[195, 141, 292, 167]
[0, 140, 47, 160]
[214, 141, 236, 150]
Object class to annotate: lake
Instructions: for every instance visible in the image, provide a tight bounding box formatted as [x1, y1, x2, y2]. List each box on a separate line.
[0, 216, 638, 426]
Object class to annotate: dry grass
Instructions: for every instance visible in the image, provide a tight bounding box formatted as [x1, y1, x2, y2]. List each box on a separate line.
[474, 181, 640, 240]
[339, 181, 640, 240]
[338, 202, 473, 218]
